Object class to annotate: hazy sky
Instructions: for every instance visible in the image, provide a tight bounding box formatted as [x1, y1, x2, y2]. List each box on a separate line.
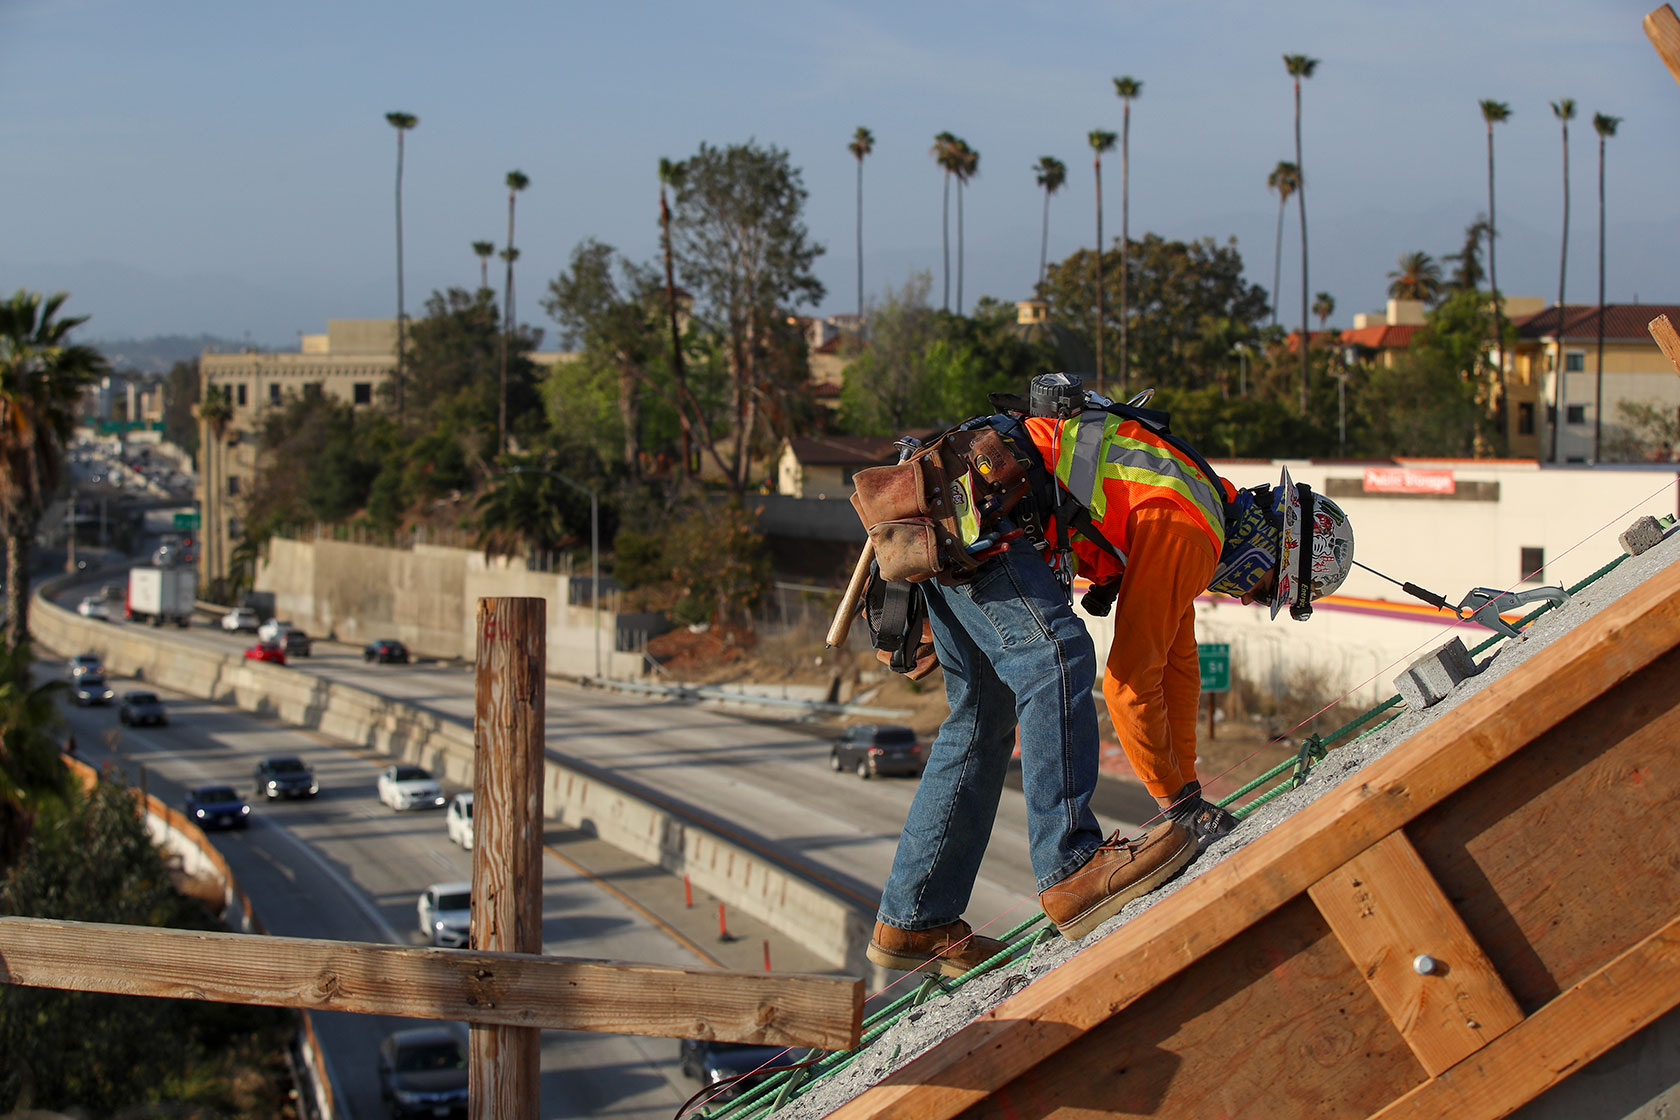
[3, 0, 1678, 347]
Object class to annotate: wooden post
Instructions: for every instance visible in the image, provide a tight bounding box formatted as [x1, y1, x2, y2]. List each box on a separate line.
[471, 597, 547, 1120]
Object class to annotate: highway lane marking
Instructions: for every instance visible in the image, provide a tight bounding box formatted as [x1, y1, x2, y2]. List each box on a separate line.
[540, 843, 725, 970]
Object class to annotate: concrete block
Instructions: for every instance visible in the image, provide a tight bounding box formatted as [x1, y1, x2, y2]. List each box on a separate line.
[1394, 636, 1477, 710]
[1620, 515, 1666, 557]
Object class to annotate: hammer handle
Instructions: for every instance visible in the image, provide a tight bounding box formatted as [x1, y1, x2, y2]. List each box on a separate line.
[825, 540, 875, 648]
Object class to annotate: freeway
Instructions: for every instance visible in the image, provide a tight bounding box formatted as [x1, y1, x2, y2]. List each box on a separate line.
[50, 661, 829, 1119]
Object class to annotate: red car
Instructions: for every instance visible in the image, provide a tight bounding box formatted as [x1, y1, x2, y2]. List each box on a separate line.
[245, 641, 287, 666]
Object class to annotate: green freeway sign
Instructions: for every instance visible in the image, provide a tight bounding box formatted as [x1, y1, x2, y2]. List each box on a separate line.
[1197, 643, 1230, 693]
[172, 512, 201, 531]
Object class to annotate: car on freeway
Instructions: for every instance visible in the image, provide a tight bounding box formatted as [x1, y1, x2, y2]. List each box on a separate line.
[445, 793, 474, 850]
[416, 881, 472, 948]
[220, 606, 260, 632]
[831, 724, 925, 780]
[68, 652, 103, 678]
[378, 764, 446, 811]
[184, 784, 250, 831]
[282, 629, 312, 658]
[255, 618, 295, 643]
[252, 756, 318, 800]
[117, 690, 168, 727]
[100, 582, 125, 600]
[678, 1039, 819, 1102]
[376, 1024, 469, 1119]
[244, 641, 286, 666]
[76, 596, 110, 620]
[364, 638, 410, 664]
[73, 672, 115, 707]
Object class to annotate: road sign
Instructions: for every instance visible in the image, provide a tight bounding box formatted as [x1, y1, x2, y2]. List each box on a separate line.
[172, 511, 201, 531]
[1197, 643, 1230, 693]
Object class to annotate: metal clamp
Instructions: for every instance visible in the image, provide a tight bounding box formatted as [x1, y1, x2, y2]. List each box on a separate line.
[1455, 585, 1571, 639]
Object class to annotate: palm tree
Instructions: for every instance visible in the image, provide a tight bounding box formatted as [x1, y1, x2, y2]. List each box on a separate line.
[1549, 97, 1576, 463]
[659, 156, 692, 481]
[1266, 162, 1300, 327]
[1446, 217, 1490, 292]
[1088, 129, 1118, 394]
[1387, 251, 1444, 304]
[1283, 54, 1319, 414]
[475, 456, 574, 560]
[848, 127, 874, 319]
[931, 132, 960, 311]
[1479, 99, 1512, 444]
[500, 169, 529, 455]
[0, 290, 107, 648]
[952, 138, 979, 315]
[1312, 291, 1335, 329]
[1592, 112, 1622, 460]
[1033, 156, 1067, 292]
[472, 240, 495, 292]
[0, 642, 73, 862]
[384, 112, 418, 418]
[1114, 76, 1143, 397]
[196, 385, 232, 594]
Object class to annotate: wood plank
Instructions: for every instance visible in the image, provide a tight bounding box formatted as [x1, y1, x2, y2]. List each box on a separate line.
[826, 556, 1680, 1120]
[0, 917, 864, 1049]
[1646, 5, 1680, 89]
[1651, 314, 1680, 379]
[1309, 830, 1523, 1076]
[1371, 911, 1680, 1120]
[471, 597, 546, 1120]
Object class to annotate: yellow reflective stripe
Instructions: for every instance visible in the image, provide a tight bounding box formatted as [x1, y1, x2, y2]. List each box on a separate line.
[1099, 434, 1226, 544]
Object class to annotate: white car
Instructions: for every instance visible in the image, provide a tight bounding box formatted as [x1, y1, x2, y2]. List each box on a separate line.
[220, 607, 259, 632]
[377, 764, 445, 811]
[76, 596, 110, 620]
[446, 793, 474, 850]
[417, 881, 472, 948]
[256, 618, 296, 643]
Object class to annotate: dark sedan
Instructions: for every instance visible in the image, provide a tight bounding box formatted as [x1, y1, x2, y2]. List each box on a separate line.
[378, 1025, 468, 1119]
[283, 629, 312, 657]
[118, 690, 167, 726]
[364, 638, 410, 664]
[184, 785, 250, 831]
[831, 724, 925, 779]
[253, 756, 317, 800]
[73, 672, 115, 707]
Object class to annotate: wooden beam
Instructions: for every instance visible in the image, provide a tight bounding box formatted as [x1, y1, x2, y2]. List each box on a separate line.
[471, 597, 546, 1120]
[1650, 314, 1680, 379]
[1646, 5, 1680, 89]
[827, 558, 1680, 1120]
[1370, 910, 1680, 1120]
[0, 917, 864, 1050]
[1309, 830, 1523, 1076]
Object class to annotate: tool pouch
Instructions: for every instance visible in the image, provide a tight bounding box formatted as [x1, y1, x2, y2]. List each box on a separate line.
[850, 428, 1030, 584]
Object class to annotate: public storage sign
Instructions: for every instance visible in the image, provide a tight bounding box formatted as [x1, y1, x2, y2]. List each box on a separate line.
[1363, 467, 1455, 495]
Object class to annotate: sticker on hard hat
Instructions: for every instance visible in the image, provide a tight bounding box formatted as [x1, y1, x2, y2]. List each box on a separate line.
[1273, 465, 1302, 621]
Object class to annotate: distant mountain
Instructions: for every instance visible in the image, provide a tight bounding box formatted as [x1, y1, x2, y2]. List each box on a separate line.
[90, 334, 244, 374]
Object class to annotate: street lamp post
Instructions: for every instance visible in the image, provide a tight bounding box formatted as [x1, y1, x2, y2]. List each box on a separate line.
[508, 466, 600, 679]
[1233, 342, 1249, 397]
[1339, 346, 1361, 458]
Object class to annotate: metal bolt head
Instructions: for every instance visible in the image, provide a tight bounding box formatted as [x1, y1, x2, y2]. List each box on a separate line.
[1413, 954, 1439, 975]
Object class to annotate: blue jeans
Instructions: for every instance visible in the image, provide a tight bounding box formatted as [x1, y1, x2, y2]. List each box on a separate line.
[876, 542, 1105, 931]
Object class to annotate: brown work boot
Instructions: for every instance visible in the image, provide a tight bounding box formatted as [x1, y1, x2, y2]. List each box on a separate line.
[866, 918, 1009, 978]
[1039, 820, 1197, 940]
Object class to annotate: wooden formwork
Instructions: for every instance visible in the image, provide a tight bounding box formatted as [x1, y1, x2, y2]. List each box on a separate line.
[832, 556, 1680, 1119]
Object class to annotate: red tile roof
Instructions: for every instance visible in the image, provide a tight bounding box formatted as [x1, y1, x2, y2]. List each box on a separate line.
[1512, 304, 1680, 342]
[1339, 324, 1422, 350]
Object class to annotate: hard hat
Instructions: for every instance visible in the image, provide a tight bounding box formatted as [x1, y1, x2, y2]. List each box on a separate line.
[1208, 465, 1354, 621]
[1028, 372, 1085, 420]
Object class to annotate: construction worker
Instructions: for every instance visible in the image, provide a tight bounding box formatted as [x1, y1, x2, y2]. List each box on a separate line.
[866, 373, 1355, 975]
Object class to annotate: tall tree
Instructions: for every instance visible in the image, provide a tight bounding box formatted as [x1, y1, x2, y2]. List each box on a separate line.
[1266, 161, 1300, 327]
[669, 140, 825, 493]
[1114, 76, 1143, 397]
[195, 386, 233, 592]
[384, 112, 418, 417]
[1592, 112, 1622, 461]
[1312, 291, 1335, 329]
[952, 138, 979, 315]
[1387, 251, 1444, 304]
[1445, 217, 1490, 292]
[659, 157, 692, 481]
[1283, 54, 1319, 414]
[472, 240, 495, 292]
[500, 169, 530, 455]
[931, 132, 960, 312]
[848, 127, 874, 320]
[1479, 99, 1512, 445]
[0, 291, 107, 649]
[1033, 156, 1067, 293]
[1549, 97, 1576, 463]
[1088, 129, 1118, 393]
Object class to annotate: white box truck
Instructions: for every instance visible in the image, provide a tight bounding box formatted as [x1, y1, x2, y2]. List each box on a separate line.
[126, 566, 197, 627]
